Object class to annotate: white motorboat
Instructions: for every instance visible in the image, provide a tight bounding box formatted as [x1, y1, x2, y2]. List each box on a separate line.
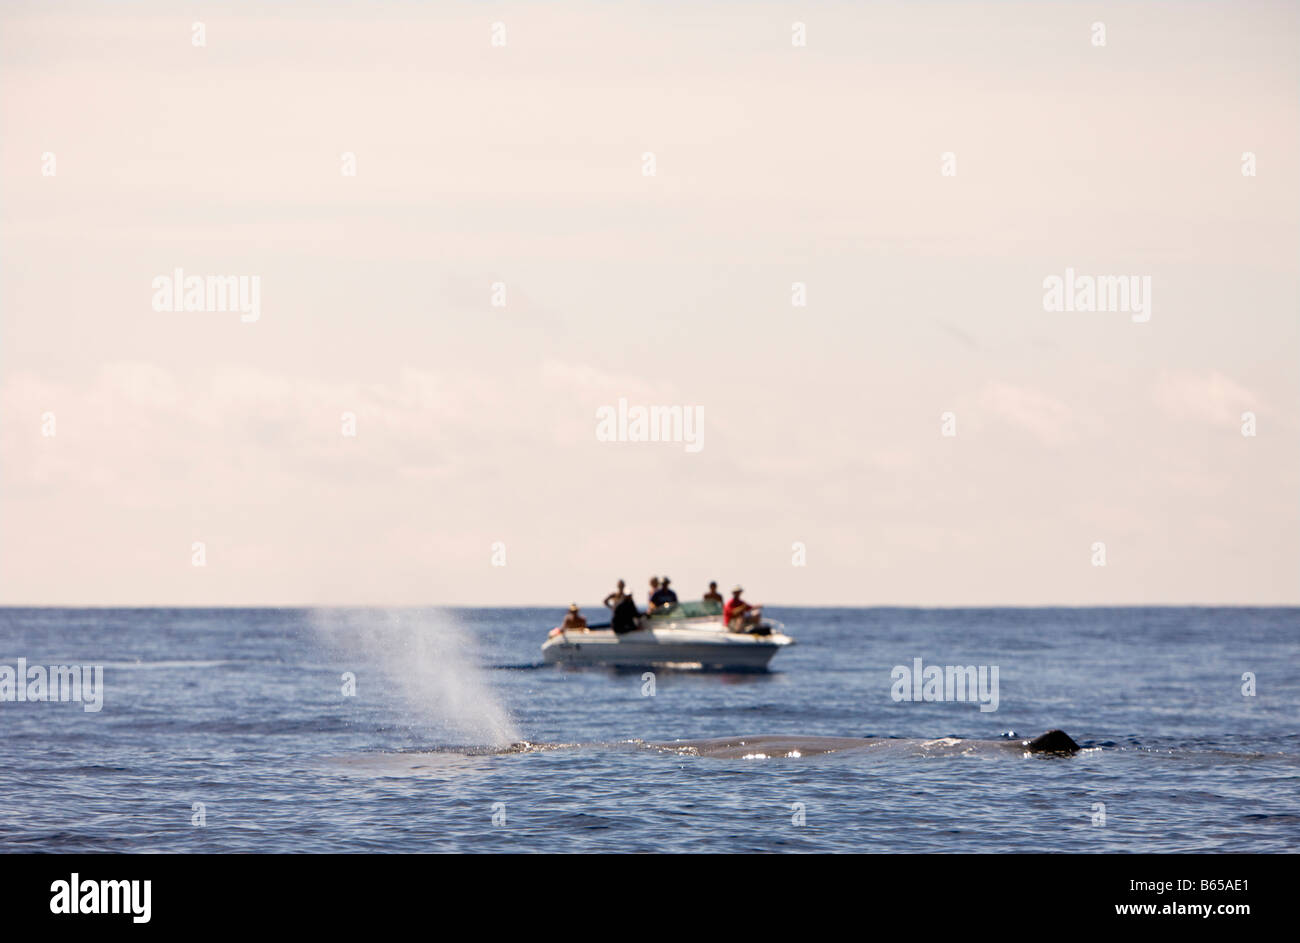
[541, 600, 795, 670]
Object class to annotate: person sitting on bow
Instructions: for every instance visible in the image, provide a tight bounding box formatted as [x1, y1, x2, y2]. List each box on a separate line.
[548, 602, 589, 637]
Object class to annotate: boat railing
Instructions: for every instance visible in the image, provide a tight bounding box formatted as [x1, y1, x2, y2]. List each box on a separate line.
[648, 599, 724, 620]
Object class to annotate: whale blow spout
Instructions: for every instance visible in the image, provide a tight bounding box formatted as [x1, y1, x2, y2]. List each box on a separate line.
[1023, 729, 1080, 754]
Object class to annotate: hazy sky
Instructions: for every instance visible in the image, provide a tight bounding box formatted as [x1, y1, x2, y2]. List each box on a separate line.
[2, 1, 1297, 606]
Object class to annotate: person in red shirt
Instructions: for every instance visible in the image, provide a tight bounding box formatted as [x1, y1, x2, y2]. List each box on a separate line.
[723, 586, 762, 632]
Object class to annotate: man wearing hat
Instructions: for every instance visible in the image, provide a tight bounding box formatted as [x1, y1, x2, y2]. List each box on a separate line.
[723, 585, 762, 632]
[558, 602, 588, 633]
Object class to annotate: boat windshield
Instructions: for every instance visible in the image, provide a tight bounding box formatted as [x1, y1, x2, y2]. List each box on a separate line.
[649, 599, 723, 619]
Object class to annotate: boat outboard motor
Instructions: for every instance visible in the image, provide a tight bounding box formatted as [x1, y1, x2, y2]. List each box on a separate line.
[611, 595, 639, 634]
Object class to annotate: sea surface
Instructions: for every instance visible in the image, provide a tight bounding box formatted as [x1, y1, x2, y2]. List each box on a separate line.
[0, 606, 1296, 853]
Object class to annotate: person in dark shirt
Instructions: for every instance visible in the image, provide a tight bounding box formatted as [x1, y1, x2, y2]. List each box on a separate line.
[650, 577, 678, 611]
[611, 593, 640, 634]
[603, 579, 628, 610]
[646, 576, 661, 612]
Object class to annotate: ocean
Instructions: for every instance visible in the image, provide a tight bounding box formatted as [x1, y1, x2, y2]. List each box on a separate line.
[1, 606, 1296, 853]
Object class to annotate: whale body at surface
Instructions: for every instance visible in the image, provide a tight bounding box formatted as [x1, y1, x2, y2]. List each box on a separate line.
[645, 729, 1082, 759]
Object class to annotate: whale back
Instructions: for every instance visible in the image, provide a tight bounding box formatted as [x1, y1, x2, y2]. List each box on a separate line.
[650, 729, 1082, 759]
[1023, 729, 1081, 754]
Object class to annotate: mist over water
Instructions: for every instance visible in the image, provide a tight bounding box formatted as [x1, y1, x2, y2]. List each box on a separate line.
[311, 608, 519, 747]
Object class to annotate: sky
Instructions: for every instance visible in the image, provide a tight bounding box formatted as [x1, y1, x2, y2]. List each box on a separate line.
[1, 0, 1297, 606]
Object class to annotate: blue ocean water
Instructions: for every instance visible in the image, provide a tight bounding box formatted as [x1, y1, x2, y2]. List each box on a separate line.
[0, 606, 1296, 853]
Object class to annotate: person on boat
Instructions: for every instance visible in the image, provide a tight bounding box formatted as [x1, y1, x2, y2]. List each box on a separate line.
[603, 579, 628, 609]
[646, 576, 661, 613]
[556, 603, 588, 634]
[702, 581, 723, 604]
[650, 576, 678, 612]
[611, 593, 640, 634]
[723, 586, 763, 632]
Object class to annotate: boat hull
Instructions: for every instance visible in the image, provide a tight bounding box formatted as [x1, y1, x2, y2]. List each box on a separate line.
[541, 622, 793, 671]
